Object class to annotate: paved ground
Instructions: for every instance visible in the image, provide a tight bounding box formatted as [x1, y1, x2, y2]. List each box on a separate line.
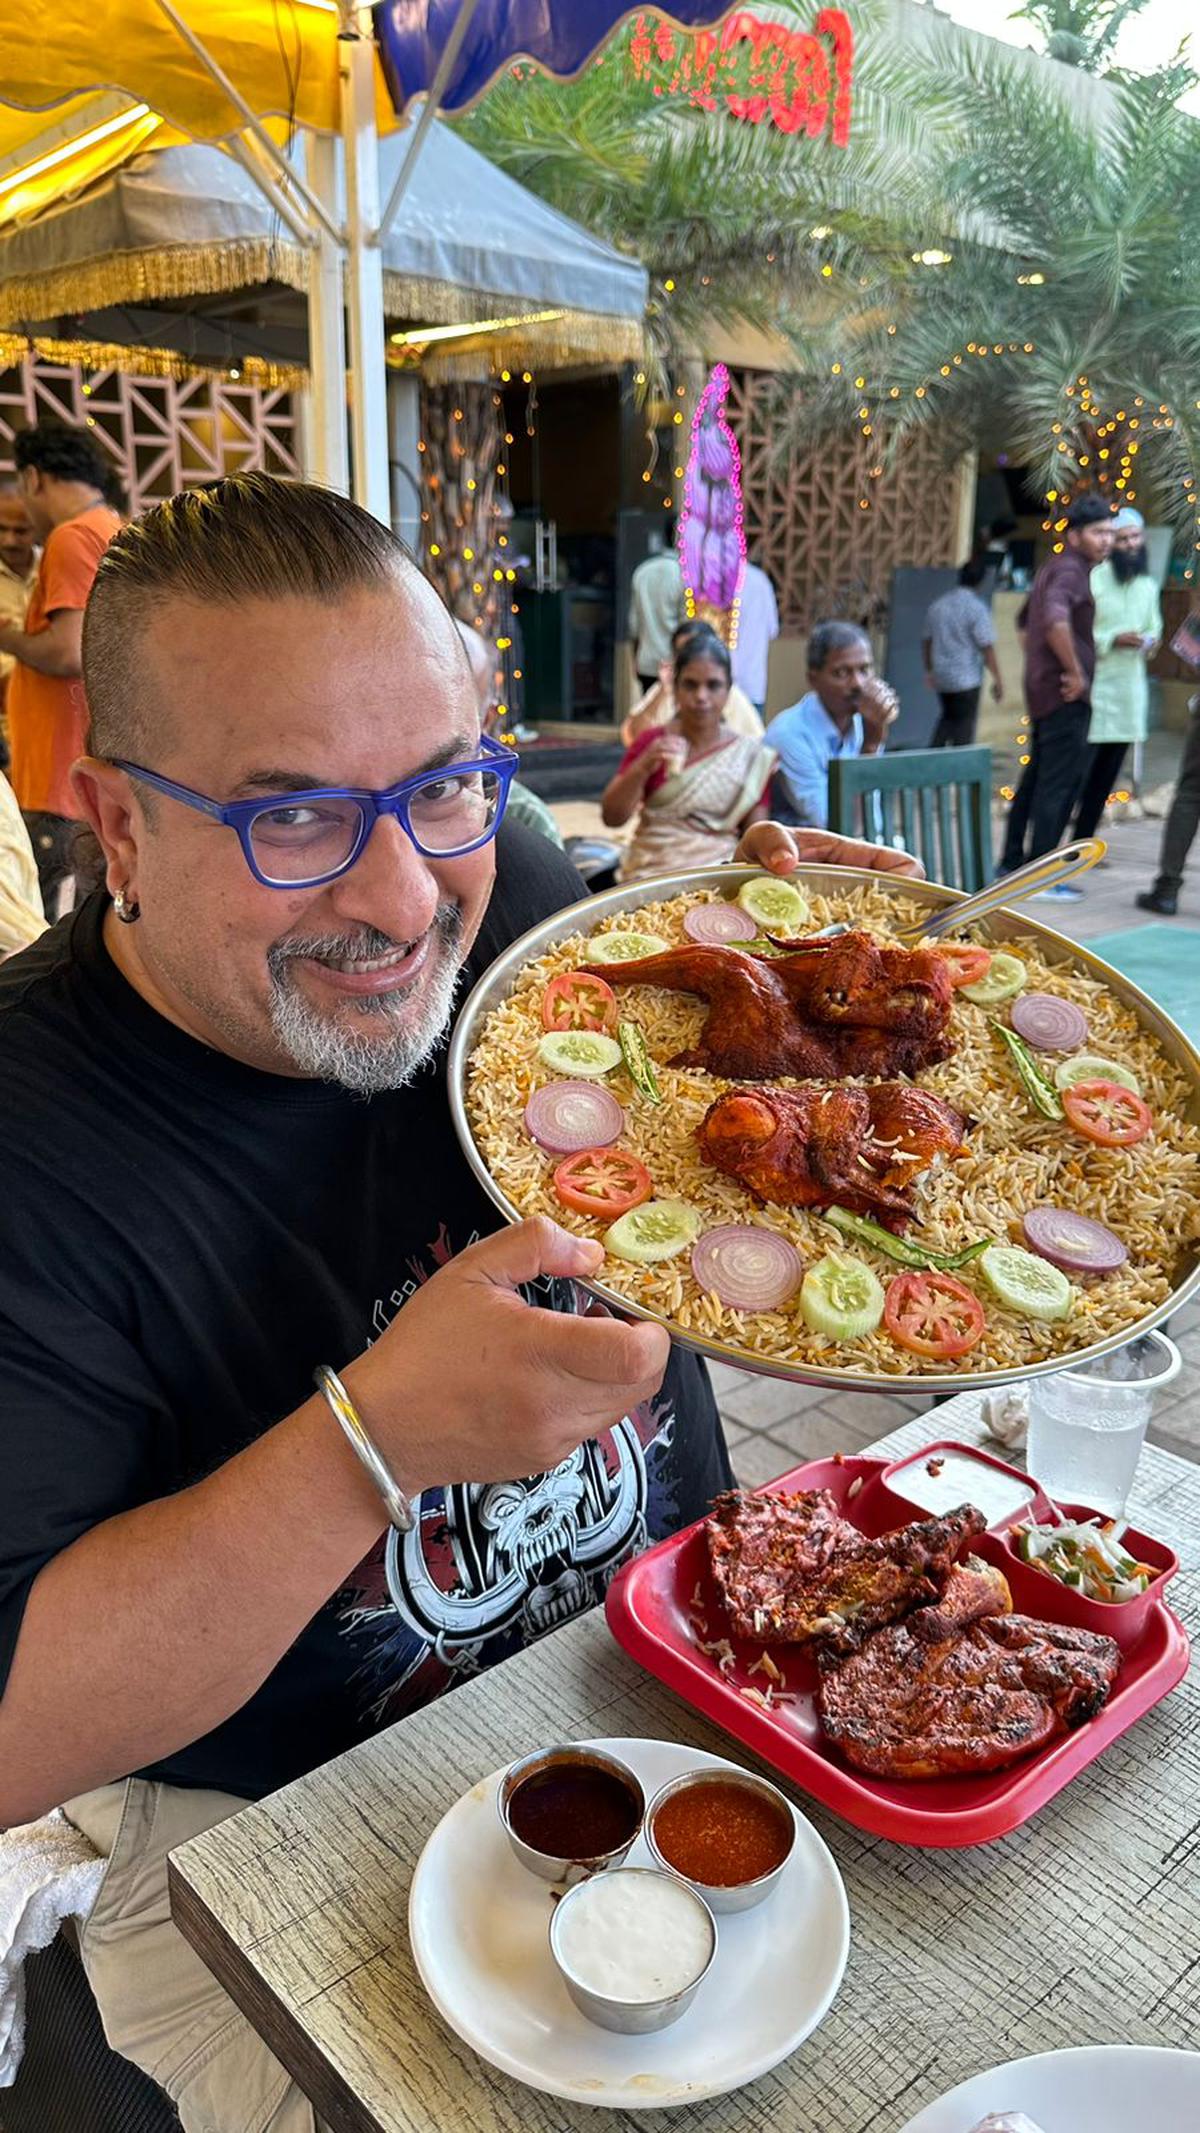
[549, 724, 1200, 1479]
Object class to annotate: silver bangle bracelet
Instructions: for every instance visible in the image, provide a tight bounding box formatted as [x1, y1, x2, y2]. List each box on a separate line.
[313, 1364, 417, 1534]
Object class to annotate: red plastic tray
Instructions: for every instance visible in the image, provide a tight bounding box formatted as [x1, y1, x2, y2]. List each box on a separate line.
[604, 1446, 1189, 1848]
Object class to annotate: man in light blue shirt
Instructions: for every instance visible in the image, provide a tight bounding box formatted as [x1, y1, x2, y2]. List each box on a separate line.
[765, 622, 897, 827]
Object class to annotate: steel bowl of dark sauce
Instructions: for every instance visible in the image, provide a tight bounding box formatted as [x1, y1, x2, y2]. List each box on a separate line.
[498, 1744, 645, 1885]
[645, 1768, 795, 1913]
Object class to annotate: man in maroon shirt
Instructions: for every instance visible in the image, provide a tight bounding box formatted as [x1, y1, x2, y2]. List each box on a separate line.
[999, 494, 1113, 886]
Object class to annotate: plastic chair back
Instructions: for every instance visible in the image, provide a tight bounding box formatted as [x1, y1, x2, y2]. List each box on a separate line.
[827, 746, 993, 891]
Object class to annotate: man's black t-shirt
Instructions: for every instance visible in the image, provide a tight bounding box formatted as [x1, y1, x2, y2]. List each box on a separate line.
[0, 822, 730, 1799]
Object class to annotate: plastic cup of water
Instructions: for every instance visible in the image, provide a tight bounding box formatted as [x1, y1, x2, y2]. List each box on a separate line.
[1025, 1331, 1182, 1518]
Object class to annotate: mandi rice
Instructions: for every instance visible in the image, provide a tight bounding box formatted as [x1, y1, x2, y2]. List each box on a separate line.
[464, 883, 1200, 1379]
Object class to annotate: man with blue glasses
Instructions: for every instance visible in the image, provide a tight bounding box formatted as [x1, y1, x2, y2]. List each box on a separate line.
[0, 475, 915, 2131]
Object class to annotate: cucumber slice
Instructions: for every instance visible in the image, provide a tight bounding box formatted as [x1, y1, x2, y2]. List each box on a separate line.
[1053, 1052, 1141, 1096]
[537, 1030, 622, 1078]
[735, 875, 810, 937]
[586, 930, 671, 964]
[604, 1199, 702, 1265]
[959, 951, 1027, 1007]
[980, 1243, 1073, 1322]
[799, 1253, 885, 1340]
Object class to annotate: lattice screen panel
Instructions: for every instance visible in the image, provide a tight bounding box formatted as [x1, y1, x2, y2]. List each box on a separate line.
[0, 356, 299, 513]
[726, 365, 964, 633]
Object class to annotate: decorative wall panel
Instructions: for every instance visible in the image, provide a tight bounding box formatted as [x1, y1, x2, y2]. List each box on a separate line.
[0, 355, 298, 512]
[726, 365, 965, 632]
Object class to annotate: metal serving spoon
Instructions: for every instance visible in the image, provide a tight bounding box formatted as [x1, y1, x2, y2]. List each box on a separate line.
[812, 839, 1107, 941]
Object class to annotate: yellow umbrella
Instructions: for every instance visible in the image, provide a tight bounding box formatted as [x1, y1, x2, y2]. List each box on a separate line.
[0, 1, 403, 509]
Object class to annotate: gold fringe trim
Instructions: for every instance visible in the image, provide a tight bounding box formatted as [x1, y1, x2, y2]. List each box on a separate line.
[411, 311, 646, 382]
[0, 239, 310, 327]
[0, 244, 645, 383]
[0, 331, 303, 392]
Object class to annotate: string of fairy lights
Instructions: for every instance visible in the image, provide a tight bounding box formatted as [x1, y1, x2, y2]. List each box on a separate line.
[416, 372, 536, 734]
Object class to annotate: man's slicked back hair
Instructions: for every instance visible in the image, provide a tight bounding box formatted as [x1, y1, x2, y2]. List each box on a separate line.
[83, 473, 412, 761]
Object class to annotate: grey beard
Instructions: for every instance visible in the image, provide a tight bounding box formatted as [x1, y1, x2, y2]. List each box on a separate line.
[266, 905, 465, 1093]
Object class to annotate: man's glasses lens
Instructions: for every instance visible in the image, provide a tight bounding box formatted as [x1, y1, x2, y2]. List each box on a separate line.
[249, 797, 367, 884]
[246, 765, 505, 884]
[406, 764, 501, 852]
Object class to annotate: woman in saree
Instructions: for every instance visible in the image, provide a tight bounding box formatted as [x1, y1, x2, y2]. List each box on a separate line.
[602, 628, 777, 883]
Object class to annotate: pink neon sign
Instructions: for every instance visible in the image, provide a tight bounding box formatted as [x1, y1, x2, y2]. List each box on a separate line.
[678, 362, 747, 644]
[629, 9, 854, 147]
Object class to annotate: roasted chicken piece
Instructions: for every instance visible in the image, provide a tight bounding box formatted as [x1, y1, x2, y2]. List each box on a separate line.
[706, 1487, 863, 1640]
[818, 1602, 1120, 1779]
[582, 932, 955, 1082]
[697, 1083, 966, 1227]
[705, 1491, 985, 1645]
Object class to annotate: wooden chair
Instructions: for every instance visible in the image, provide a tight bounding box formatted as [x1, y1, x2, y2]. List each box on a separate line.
[827, 746, 994, 891]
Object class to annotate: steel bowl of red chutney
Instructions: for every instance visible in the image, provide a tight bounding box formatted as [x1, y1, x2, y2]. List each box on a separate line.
[644, 1766, 796, 1914]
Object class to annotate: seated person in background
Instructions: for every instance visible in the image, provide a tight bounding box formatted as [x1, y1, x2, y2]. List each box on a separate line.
[765, 621, 898, 827]
[0, 473, 914, 2133]
[603, 628, 776, 882]
[622, 617, 764, 746]
[922, 556, 1004, 747]
[453, 613, 563, 848]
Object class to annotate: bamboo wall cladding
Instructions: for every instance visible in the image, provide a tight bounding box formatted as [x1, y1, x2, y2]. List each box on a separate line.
[0, 355, 299, 514]
[419, 381, 502, 633]
[725, 365, 964, 631]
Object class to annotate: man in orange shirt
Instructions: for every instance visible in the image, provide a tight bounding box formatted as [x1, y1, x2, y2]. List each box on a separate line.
[0, 421, 122, 914]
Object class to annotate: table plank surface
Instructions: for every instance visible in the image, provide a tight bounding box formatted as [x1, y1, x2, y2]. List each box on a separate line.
[169, 1395, 1200, 2133]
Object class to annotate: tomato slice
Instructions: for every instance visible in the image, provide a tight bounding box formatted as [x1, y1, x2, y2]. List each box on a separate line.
[541, 971, 618, 1034]
[884, 1271, 986, 1359]
[553, 1148, 653, 1219]
[938, 943, 992, 988]
[1061, 1079, 1153, 1148]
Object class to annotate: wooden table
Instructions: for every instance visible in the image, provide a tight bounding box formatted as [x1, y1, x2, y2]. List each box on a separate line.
[169, 1395, 1200, 2133]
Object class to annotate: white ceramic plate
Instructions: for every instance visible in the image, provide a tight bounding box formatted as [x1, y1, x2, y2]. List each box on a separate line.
[898, 2044, 1200, 2132]
[408, 1734, 850, 2109]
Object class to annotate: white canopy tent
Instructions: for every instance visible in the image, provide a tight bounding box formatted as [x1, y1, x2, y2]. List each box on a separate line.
[0, 117, 648, 531]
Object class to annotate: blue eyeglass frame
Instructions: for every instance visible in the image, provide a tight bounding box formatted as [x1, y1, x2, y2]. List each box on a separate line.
[110, 734, 520, 889]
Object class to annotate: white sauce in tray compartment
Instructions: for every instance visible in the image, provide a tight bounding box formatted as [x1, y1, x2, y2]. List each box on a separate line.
[555, 1869, 713, 2002]
[888, 1448, 1036, 1527]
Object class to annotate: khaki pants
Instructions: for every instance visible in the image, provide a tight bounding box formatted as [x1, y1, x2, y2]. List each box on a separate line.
[63, 1779, 327, 2133]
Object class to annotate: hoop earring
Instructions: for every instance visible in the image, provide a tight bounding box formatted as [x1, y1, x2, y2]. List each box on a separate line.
[113, 887, 141, 924]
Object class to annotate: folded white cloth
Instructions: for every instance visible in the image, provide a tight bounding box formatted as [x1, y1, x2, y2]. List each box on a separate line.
[0, 1809, 105, 2085]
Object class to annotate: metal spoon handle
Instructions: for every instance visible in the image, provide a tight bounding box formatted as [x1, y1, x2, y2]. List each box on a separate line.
[899, 838, 1107, 943]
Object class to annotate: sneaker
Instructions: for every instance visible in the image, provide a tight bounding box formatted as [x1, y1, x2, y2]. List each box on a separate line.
[1033, 882, 1084, 902]
[1135, 888, 1178, 916]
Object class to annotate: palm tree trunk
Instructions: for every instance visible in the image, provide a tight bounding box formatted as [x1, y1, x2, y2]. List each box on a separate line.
[419, 382, 502, 632]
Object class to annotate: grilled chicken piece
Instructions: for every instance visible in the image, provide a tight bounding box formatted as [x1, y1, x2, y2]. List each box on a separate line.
[909, 1556, 1013, 1641]
[580, 931, 955, 1082]
[697, 1083, 966, 1227]
[706, 1487, 864, 1640]
[706, 1492, 986, 1645]
[818, 1605, 1120, 1779]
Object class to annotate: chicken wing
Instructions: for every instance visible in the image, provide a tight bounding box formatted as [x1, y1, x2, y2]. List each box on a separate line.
[580, 932, 955, 1082]
[697, 1082, 966, 1226]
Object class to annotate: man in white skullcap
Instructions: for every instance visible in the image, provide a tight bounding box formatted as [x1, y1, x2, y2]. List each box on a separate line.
[1070, 505, 1162, 840]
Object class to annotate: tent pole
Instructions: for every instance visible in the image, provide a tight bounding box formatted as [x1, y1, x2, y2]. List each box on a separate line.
[340, 11, 389, 522]
[306, 134, 350, 496]
[151, 0, 342, 246]
[376, 0, 482, 243]
[227, 136, 315, 254]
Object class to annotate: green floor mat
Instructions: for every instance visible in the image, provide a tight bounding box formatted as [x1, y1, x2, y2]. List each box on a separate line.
[1084, 924, 1200, 1046]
